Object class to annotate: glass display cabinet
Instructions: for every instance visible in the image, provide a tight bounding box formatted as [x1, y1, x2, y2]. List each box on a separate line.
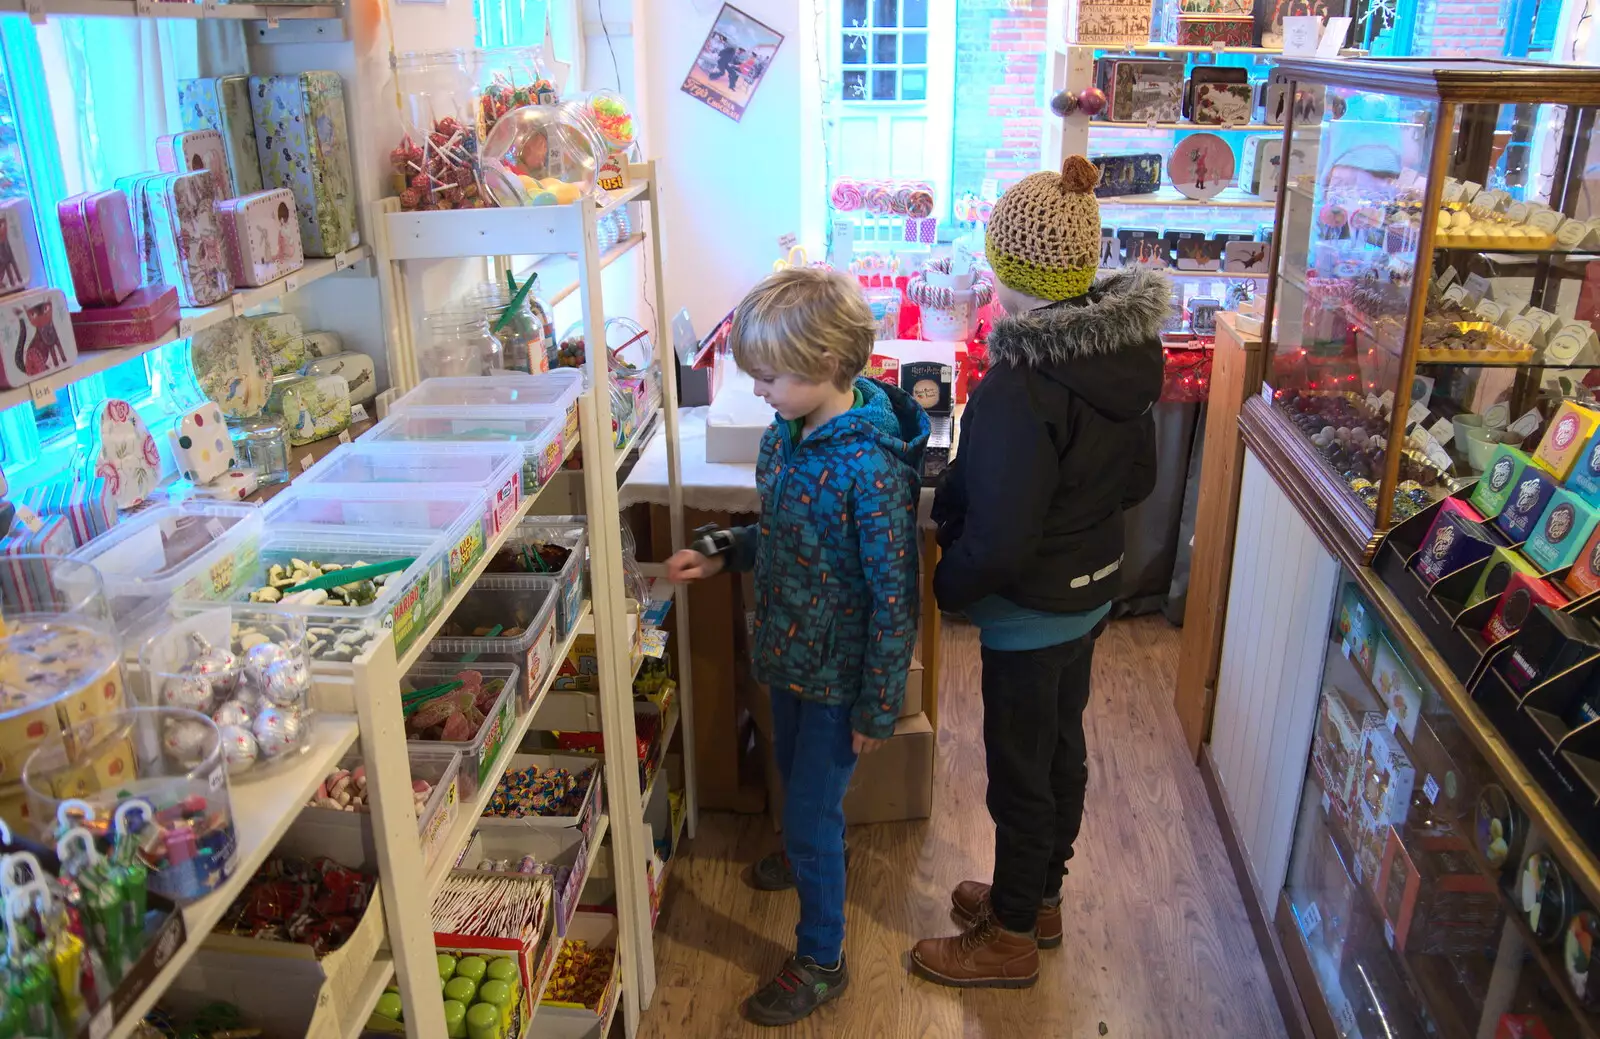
[1258, 57, 1600, 557]
[1282, 572, 1600, 1038]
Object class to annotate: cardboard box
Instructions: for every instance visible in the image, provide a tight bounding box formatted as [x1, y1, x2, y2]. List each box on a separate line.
[758, 711, 935, 828]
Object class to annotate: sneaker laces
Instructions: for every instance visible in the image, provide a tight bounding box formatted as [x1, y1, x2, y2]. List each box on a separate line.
[959, 916, 998, 952]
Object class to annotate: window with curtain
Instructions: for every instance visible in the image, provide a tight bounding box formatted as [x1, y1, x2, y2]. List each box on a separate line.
[0, 15, 238, 494]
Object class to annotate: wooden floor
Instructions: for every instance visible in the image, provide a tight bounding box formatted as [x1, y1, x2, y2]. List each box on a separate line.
[641, 615, 1287, 1039]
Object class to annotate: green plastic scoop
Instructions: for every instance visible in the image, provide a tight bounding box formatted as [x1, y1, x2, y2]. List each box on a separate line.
[283, 557, 416, 595]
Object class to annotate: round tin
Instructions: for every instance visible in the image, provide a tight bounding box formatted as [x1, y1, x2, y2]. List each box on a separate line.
[1475, 784, 1524, 874]
[1522, 851, 1576, 945]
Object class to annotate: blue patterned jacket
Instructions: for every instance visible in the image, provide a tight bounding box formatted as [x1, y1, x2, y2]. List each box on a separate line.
[727, 377, 929, 740]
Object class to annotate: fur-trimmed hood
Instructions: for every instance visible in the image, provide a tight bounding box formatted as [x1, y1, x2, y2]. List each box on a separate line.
[984, 266, 1168, 422]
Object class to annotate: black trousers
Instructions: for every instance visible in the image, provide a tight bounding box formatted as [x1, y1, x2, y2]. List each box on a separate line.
[982, 630, 1098, 934]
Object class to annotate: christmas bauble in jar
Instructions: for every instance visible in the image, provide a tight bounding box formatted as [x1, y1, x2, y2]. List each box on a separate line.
[390, 49, 485, 212]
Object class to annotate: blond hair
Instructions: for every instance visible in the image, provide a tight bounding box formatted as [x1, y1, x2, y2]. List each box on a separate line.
[728, 268, 874, 390]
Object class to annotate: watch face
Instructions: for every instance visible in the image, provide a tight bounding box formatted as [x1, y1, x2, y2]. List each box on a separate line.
[1502, 587, 1533, 631]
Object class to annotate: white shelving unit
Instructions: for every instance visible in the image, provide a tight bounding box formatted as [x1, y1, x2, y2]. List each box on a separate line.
[363, 162, 696, 1039]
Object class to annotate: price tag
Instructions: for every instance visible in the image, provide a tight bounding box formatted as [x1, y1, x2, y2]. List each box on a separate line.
[337, 429, 351, 444]
[24, 0, 46, 25]
[1508, 408, 1543, 439]
[133, 0, 159, 14]
[350, 403, 369, 423]
[230, 295, 247, 318]
[1423, 773, 1440, 804]
[1221, 121, 1236, 131]
[1354, 858, 1364, 884]
[266, 15, 279, 27]
[335, 251, 351, 271]
[202, 0, 219, 12]
[1341, 638, 1351, 659]
[1386, 709, 1399, 734]
[1146, 117, 1158, 130]
[1320, 791, 1331, 814]
[206, 518, 227, 538]
[1299, 901, 1322, 936]
[299, 454, 314, 473]
[1261, 383, 1274, 405]
[284, 273, 301, 294]
[1428, 417, 1454, 445]
[177, 316, 196, 338]
[1336, 1003, 1358, 1035]
[87, 1005, 112, 1039]
[1406, 400, 1430, 426]
[28, 381, 55, 408]
[1212, 40, 1226, 51]
[1384, 919, 1395, 948]
[209, 766, 225, 791]
[14, 505, 42, 534]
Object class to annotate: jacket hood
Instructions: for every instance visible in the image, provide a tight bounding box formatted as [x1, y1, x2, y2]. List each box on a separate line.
[984, 267, 1169, 421]
[805, 377, 929, 473]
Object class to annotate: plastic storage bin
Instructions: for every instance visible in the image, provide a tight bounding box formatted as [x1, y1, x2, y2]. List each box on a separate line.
[296, 441, 525, 535]
[283, 744, 461, 873]
[391, 371, 583, 459]
[427, 574, 559, 709]
[401, 660, 520, 795]
[478, 750, 604, 838]
[486, 516, 587, 637]
[263, 484, 488, 588]
[365, 409, 565, 496]
[68, 501, 262, 637]
[173, 526, 450, 662]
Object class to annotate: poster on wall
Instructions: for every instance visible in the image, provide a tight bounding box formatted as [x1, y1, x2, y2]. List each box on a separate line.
[681, 4, 785, 122]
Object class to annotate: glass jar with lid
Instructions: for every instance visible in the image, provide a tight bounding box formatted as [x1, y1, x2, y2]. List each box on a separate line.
[480, 101, 606, 206]
[472, 279, 552, 374]
[476, 45, 560, 141]
[389, 49, 485, 212]
[418, 310, 504, 378]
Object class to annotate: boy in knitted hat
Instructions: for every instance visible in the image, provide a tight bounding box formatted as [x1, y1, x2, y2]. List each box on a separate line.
[911, 156, 1169, 988]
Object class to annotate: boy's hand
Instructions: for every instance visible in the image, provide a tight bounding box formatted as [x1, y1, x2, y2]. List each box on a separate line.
[852, 732, 885, 756]
[666, 549, 725, 583]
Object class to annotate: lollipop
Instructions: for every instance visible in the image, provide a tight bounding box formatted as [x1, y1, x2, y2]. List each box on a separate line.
[831, 178, 864, 211]
[865, 183, 893, 214]
[906, 189, 935, 220]
[892, 187, 913, 215]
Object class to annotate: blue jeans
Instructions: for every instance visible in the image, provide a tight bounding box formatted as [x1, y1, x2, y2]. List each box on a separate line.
[770, 687, 859, 965]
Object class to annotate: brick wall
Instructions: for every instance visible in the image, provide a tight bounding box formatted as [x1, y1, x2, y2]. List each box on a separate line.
[1411, 0, 1507, 57]
[952, 0, 1049, 203]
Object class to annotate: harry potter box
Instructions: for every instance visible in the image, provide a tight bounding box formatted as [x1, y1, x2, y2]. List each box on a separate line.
[250, 71, 360, 258]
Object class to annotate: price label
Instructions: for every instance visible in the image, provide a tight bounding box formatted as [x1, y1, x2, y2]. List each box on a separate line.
[266, 15, 279, 27]
[1212, 40, 1226, 51]
[1221, 121, 1236, 131]
[28, 380, 55, 408]
[1406, 400, 1430, 426]
[1428, 417, 1454, 445]
[177, 316, 196, 338]
[284, 274, 301, 294]
[230, 295, 247, 318]
[24, 0, 46, 25]
[1386, 709, 1399, 734]
[202, 0, 219, 12]
[337, 430, 351, 444]
[334, 252, 350, 271]
[209, 766, 225, 791]
[1384, 919, 1396, 948]
[299, 454, 314, 473]
[350, 403, 369, 423]
[1354, 858, 1364, 884]
[14, 505, 42, 534]
[1423, 773, 1440, 804]
[1299, 901, 1322, 936]
[206, 518, 227, 538]
[1341, 639, 1351, 659]
[87, 1005, 112, 1039]
[1261, 382, 1274, 405]
[133, 0, 159, 14]
[1146, 116, 1158, 130]
[1320, 791, 1331, 814]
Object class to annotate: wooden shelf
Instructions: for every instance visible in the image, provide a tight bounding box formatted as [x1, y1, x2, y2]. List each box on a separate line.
[1089, 120, 1281, 132]
[1068, 41, 1285, 54]
[383, 184, 649, 262]
[1099, 188, 1275, 209]
[0, 246, 369, 417]
[0, 0, 341, 19]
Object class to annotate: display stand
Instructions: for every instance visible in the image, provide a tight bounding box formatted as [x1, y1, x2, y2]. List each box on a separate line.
[368, 163, 696, 1036]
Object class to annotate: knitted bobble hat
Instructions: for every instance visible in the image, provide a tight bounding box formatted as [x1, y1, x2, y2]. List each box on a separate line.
[985, 155, 1102, 302]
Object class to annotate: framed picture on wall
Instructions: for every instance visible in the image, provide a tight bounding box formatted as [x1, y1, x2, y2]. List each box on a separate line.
[681, 4, 785, 122]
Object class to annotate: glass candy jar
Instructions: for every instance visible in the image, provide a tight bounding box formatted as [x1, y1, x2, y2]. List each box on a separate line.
[473, 281, 551, 374]
[476, 45, 560, 140]
[228, 414, 291, 486]
[391, 49, 485, 212]
[419, 310, 504, 378]
[480, 101, 605, 207]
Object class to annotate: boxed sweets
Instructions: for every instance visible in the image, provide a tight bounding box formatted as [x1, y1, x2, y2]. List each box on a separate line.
[1481, 571, 1568, 645]
[0, 287, 77, 389]
[1093, 154, 1162, 198]
[1312, 687, 1373, 821]
[145, 171, 233, 307]
[1468, 547, 1542, 608]
[1358, 715, 1416, 827]
[177, 75, 263, 197]
[1524, 489, 1600, 572]
[1533, 400, 1600, 482]
[1562, 421, 1600, 506]
[1378, 830, 1500, 955]
[217, 188, 304, 288]
[69, 284, 179, 351]
[250, 71, 360, 257]
[0, 197, 39, 296]
[1565, 522, 1600, 598]
[1494, 464, 1559, 544]
[1370, 635, 1423, 742]
[1335, 582, 1377, 670]
[1470, 444, 1536, 518]
[57, 189, 141, 307]
[1490, 604, 1600, 695]
[156, 127, 234, 203]
[1410, 500, 1496, 585]
[1094, 59, 1182, 123]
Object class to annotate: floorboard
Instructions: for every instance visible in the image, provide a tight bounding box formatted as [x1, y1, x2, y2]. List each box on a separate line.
[641, 615, 1287, 1039]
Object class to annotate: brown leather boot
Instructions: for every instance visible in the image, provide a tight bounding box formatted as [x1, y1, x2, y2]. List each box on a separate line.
[911, 917, 1039, 988]
[949, 881, 1063, 949]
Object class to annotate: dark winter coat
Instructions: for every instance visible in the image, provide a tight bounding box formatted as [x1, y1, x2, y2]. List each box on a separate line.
[932, 267, 1168, 615]
[728, 377, 930, 740]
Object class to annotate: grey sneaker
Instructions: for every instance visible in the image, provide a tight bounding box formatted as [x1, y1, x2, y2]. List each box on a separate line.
[741, 955, 849, 1026]
[747, 844, 852, 892]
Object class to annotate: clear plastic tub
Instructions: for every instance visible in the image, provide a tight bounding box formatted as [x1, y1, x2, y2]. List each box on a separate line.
[173, 526, 450, 662]
[296, 441, 525, 535]
[366, 409, 564, 496]
[401, 660, 521, 795]
[391, 371, 583, 459]
[484, 517, 587, 638]
[427, 574, 558, 710]
[287, 744, 461, 873]
[263, 485, 489, 588]
[68, 501, 262, 635]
